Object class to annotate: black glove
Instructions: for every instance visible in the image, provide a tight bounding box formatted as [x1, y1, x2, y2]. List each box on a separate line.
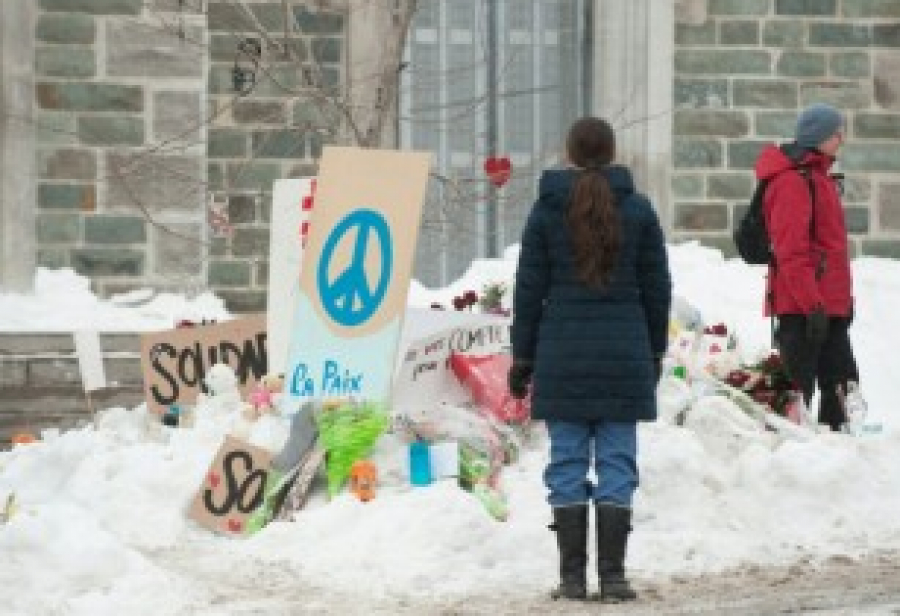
[653, 356, 663, 384]
[806, 306, 828, 345]
[508, 360, 534, 399]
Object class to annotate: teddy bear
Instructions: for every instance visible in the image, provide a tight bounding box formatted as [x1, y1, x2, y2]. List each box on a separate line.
[242, 372, 285, 421]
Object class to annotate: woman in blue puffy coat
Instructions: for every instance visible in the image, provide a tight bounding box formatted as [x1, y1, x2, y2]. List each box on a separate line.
[508, 117, 671, 602]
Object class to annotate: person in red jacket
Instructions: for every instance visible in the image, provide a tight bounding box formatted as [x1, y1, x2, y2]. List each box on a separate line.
[754, 102, 858, 431]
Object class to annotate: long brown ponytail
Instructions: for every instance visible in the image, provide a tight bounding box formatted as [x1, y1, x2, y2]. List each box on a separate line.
[565, 117, 620, 289]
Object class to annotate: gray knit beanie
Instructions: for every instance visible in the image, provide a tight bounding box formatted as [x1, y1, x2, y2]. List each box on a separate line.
[795, 103, 843, 149]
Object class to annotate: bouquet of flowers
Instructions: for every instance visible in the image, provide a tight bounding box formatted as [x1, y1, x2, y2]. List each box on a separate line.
[722, 351, 799, 419]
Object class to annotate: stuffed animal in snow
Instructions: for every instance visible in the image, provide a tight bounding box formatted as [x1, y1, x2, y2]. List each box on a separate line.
[242, 373, 285, 421]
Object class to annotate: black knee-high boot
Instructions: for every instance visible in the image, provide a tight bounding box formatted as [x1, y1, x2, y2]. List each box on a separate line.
[596, 503, 638, 602]
[549, 504, 588, 600]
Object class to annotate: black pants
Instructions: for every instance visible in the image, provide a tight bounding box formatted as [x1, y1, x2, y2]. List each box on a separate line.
[774, 314, 859, 431]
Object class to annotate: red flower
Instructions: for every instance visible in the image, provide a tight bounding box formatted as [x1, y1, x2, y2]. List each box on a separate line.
[463, 290, 479, 306]
[452, 296, 467, 311]
[724, 370, 751, 388]
[703, 323, 728, 336]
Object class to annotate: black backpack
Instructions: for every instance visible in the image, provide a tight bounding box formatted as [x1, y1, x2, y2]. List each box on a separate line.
[733, 145, 815, 265]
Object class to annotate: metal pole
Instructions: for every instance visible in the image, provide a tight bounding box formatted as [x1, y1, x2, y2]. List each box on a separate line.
[485, 0, 499, 258]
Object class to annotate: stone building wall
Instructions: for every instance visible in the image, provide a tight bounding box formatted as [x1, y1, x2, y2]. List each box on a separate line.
[671, 0, 900, 257]
[31, 1, 345, 312]
[34, 0, 208, 297]
[204, 0, 344, 313]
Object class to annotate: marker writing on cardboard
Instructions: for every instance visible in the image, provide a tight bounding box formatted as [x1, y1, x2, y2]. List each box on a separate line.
[290, 359, 364, 397]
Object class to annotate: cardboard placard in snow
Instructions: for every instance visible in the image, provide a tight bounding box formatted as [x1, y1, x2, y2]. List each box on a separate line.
[268, 178, 316, 373]
[189, 435, 273, 536]
[282, 147, 431, 414]
[139, 314, 268, 416]
[392, 316, 511, 418]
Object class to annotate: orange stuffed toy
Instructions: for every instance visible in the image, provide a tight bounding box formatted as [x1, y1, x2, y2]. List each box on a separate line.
[349, 460, 378, 502]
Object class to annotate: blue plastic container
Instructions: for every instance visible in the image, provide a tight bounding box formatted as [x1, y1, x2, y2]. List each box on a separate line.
[409, 441, 433, 486]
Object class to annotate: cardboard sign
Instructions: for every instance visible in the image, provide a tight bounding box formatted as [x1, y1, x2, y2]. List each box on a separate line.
[189, 436, 272, 536]
[73, 330, 107, 392]
[282, 146, 431, 415]
[268, 178, 316, 372]
[392, 317, 511, 418]
[139, 314, 268, 415]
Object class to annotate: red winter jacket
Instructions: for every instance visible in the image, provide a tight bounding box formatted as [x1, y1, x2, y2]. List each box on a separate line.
[755, 144, 853, 317]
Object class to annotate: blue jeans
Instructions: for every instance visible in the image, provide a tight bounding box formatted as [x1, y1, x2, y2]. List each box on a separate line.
[544, 420, 638, 508]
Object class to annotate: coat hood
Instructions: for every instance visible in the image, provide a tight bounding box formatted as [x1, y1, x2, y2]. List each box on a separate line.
[755, 143, 835, 181]
[537, 165, 636, 207]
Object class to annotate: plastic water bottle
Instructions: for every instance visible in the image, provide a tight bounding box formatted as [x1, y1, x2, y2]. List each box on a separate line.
[842, 381, 871, 435]
[409, 441, 433, 486]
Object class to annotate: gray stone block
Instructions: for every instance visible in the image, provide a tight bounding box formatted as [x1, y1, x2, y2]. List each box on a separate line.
[233, 100, 287, 125]
[878, 183, 900, 230]
[0, 359, 27, 387]
[673, 139, 723, 168]
[28, 357, 81, 387]
[0, 334, 73, 354]
[674, 202, 729, 231]
[756, 111, 797, 137]
[72, 248, 145, 277]
[842, 145, 900, 172]
[153, 223, 204, 275]
[776, 0, 837, 15]
[228, 195, 258, 224]
[252, 129, 307, 158]
[672, 174, 704, 198]
[38, 183, 96, 211]
[37, 83, 143, 112]
[874, 24, 900, 48]
[78, 116, 145, 146]
[842, 176, 871, 203]
[831, 52, 871, 78]
[676, 21, 716, 46]
[777, 52, 826, 77]
[674, 110, 749, 137]
[844, 206, 870, 234]
[843, 0, 900, 18]
[854, 113, 900, 139]
[84, 215, 147, 244]
[208, 163, 225, 191]
[293, 100, 341, 131]
[35, 113, 77, 146]
[675, 50, 771, 75]
[150, 0, 204, 12]
[809, 23, 872, 47]
[36, 14, 96, 44]
[38, 149, 97, 181]
[800, 82, 870, 109]
[207, 128, 247, 158]
[708, 173, 754, 199]
[39, 0, 142, 15]
[226, 162, 281, 191]
[875, 52, 900, 110]
[728, 141, 769, 170]
[231, 227, 270, 257]
[734, 80, 798, 108]
[311, 37, 342, 63]
[37, 212, 81, 243]
[294, 6, 344, 34]
[763, 21, 806, 47]
[255, 260, 269, 286]
[674, 78, 728, 109]
[207, 3, 253, 31]
[719, 21, 759, 45]
[208, 260, 252, 286]
[103, 356, 144, 386]
[36, 47, 96, 78]
[709, 0, 769, 15]
[107, 21, 204, 78]
[860, 238, 900, 258]
[154, 90, 203, 143]
[106, 153, 204, 212]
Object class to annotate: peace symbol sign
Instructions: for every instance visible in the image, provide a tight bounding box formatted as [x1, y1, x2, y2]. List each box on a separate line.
[317, 209, 393, 327]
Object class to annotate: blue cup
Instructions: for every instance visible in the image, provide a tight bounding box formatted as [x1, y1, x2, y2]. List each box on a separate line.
[409, 441, 432, 486]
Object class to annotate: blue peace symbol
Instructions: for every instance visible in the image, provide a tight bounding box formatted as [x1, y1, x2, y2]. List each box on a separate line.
[317, 209, 393, 327]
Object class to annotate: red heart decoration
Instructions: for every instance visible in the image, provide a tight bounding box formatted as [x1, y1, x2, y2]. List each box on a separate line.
[227, 518, 242, 533]
[484, 156, 512, 187]
[208, 472, 220, 488]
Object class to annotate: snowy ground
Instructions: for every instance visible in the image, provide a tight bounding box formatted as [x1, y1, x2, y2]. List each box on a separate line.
[2, 243, 900, 614]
